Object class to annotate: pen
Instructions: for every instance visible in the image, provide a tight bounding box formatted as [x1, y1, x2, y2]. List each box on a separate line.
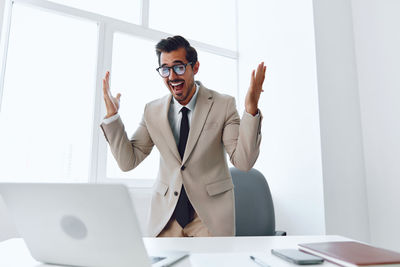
[250, 255, 271, 267]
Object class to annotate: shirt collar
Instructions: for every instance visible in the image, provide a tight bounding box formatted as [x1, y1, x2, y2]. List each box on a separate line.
[171, 82, 199, 114]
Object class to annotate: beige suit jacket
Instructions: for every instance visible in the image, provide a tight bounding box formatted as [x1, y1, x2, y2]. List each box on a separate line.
[101, 81, 262, 237]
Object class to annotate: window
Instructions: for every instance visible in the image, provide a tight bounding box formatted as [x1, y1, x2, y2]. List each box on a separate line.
[0, 3, 97, 182]
[0, 0, 238, 186]
[106, 33, 162, 180]
[48, 0, 141, 24]
[196, 50, 237, 97]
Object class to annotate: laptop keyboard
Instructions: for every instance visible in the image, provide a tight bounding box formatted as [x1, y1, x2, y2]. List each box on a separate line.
[150, 256, 166, 264]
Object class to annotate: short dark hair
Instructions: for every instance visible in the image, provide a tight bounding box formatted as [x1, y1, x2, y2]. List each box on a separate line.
[155, 35, 198, 67]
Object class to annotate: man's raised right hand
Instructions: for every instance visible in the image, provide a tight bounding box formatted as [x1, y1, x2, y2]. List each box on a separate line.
[102, 71, 121, 118]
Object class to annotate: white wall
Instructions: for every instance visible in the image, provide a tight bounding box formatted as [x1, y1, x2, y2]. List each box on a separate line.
[237, 0, 326, 235]
[351, 0, 400, 251]
[312, 0, 370, 242]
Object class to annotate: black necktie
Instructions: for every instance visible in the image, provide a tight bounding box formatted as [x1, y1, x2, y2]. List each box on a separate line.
[175, 107, 194, 228]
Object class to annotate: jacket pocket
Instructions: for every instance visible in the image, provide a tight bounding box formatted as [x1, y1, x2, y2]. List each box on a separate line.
[153, 180, 169, 196]
[206, 178, 234, 197]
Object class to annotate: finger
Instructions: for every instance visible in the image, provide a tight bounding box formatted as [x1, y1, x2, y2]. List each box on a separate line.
[259, 62, 264, 71]
[103, 78, 112, 95]
[260, 66, 267, 85]
[103, 71, 112, 94]
[255, 63, 261, 77]
[255, 62, 263, 79]
[254, 69, 263, 89]
[102, 79, 113, 106]
[104, 71, 110, 88]
[250, 70, 255, 89]
[105, 73, 110, 91]
[257, 63, 266, 85]
[102, 79, 108, 96]
[116, 93, 121, 101]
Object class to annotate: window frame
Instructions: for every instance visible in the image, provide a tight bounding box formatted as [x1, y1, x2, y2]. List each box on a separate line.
[0, 0, 239, 188]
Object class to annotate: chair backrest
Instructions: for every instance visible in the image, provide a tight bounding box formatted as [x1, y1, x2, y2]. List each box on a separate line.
[230, 167, 276, 236]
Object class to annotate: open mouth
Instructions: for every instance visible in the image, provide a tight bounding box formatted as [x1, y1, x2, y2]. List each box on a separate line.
[169, 80, 185, 95]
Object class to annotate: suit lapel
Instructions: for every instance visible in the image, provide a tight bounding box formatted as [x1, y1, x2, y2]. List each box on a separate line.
[159, 94, 182, 162]
[182, 83, 214, 165]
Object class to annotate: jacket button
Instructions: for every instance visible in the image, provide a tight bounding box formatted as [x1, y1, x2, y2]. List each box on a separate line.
[174, 191, 178, 196]
[181, 165, 185, 170]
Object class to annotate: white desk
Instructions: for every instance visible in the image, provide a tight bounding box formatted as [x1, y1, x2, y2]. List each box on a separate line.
[0, 235, 352, 266]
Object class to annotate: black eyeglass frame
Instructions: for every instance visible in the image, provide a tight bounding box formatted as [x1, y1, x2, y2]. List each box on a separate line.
[156, 62, 193, 78]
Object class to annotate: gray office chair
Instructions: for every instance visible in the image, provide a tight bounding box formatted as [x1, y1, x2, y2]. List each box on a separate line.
[230, 167, 286, 236]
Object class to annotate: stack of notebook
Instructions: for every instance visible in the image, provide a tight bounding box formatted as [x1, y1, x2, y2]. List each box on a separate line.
[298, 241, 400, 267]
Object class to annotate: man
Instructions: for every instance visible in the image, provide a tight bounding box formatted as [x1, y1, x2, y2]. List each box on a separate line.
[101, 35, 266, 237]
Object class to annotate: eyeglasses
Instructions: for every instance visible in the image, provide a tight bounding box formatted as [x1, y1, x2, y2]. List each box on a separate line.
[156, 62, 192, 78]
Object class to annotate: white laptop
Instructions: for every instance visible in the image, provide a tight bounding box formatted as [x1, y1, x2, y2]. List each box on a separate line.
[0, 183, 188, 267]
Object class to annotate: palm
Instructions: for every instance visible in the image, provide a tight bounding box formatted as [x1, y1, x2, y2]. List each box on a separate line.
[102, 71, 121, 118]
[245, 62, 266, 115]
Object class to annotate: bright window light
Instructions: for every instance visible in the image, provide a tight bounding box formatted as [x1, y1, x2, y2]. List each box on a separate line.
[0, 3, 98, 182]
[0, 1, 238, 184]
[196, 50, 238, 99]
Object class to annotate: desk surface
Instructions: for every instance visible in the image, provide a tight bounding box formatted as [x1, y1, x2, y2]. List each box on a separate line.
[0, 235, 352, 266]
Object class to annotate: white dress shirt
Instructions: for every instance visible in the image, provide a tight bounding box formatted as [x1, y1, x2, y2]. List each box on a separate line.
[167, 83, 199, 145]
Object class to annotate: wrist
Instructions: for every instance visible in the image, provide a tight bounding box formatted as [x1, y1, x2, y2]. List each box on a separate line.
[105, 112, 118, 119]
[245, 106, 258, 116]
